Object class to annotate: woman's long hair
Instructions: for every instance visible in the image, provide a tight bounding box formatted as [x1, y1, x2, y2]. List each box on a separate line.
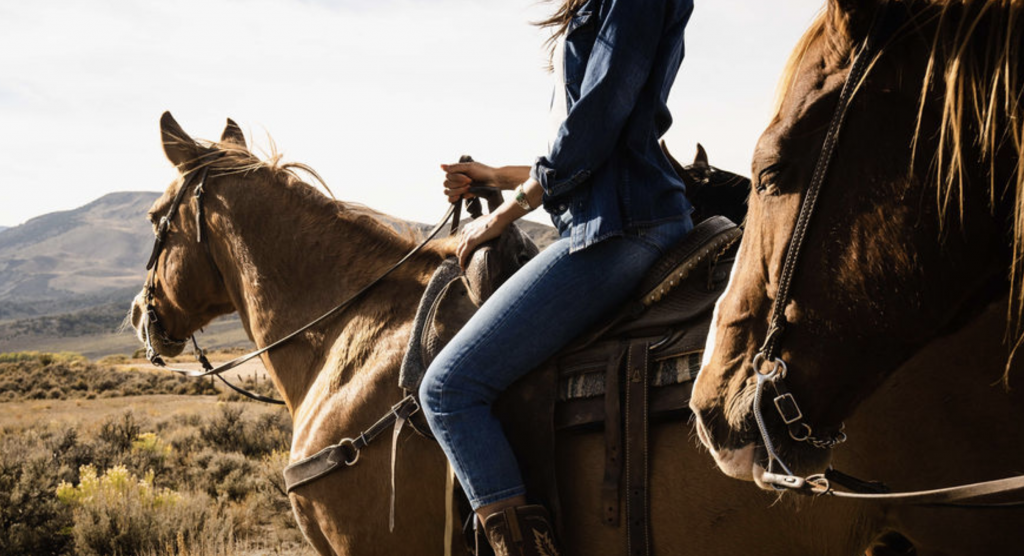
[536, 0, 589, 66]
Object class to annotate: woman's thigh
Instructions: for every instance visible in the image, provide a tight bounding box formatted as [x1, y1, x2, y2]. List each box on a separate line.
[424, 231, 671, 407]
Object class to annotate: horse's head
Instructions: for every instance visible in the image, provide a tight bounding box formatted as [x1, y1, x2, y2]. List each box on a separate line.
[691, 0, 1020, 483]
[129, 112, 248, 358]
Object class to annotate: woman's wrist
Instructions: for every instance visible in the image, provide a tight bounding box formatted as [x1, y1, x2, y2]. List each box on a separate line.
[493, 178, 542, 224]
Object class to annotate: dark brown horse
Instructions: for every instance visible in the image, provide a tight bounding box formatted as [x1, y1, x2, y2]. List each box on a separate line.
[691, 0, 1024, 502]
[130, 113, 951, 555]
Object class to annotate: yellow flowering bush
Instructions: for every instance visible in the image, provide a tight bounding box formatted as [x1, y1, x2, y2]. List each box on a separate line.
[56, 464, 180, 508]
[133, 432, 173, 458]
[55, 465, 232, 556]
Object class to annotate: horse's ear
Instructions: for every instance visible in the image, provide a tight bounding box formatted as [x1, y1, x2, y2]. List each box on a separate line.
[827, 0, 880, 42]
[160, 111, 202, 168]
[693, 143, 709, 168]
[220, 118, 247, 149]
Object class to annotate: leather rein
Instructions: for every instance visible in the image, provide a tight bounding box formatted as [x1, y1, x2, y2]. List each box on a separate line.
[748, 1, 1024, 507]
[141, 154, 488, 406]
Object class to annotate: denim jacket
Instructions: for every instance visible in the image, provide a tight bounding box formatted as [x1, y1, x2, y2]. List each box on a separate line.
[530, 0, 695, 252]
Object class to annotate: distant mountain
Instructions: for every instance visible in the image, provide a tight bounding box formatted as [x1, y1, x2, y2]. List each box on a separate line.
[0, 192, 159, 305]
[0, 226, 8, 234]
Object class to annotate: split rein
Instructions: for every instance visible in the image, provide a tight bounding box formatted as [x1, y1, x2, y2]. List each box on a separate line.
[746, 1, 1024, 508]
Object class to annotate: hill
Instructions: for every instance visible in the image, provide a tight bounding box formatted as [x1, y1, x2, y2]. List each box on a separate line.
[0, 192, 159, 305]
[0, 192, 557, 358]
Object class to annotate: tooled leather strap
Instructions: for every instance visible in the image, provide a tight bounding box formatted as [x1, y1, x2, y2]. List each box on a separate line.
[602, 345, 625, 526]
[760, 0, 901, 362]
[625, 341, 650, 556]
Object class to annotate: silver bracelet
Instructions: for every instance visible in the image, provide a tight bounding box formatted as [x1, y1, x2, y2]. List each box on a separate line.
[514, 183, 533, 211]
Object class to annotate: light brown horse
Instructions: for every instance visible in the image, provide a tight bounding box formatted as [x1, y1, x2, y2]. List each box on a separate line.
[689, 0, 1024, 541]
[130, 112, 925, 555]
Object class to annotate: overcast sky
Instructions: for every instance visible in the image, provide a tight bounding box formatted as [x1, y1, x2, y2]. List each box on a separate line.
[0, 0, 823, 228]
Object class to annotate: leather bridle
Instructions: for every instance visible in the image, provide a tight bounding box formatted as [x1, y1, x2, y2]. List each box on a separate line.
[746, 1, 1024, 506]
[748, 1, 907, 477]
[140, 152, 287, 404]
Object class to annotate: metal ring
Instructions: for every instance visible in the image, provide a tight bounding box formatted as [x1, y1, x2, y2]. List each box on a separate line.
[338, 438, 360, 467]
[788, 422, 813, 442]
[752, 353, 788, 379]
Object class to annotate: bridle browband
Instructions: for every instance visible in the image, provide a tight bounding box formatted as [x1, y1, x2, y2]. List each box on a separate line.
[746, 2, 1024, 507]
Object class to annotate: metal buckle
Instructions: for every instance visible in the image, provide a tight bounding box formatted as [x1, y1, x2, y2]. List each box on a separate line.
[788, 422, 813, 442]
[773, 392, 804, 425]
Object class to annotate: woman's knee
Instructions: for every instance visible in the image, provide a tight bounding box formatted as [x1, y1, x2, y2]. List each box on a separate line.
[419, 365, 446, 422]
[420, 354, 497, 424]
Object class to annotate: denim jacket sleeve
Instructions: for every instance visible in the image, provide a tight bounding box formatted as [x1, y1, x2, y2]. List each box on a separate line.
[531, 0, 675, 204]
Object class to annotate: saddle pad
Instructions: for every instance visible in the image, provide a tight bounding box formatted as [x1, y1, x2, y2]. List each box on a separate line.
[399, 258, 462, 393]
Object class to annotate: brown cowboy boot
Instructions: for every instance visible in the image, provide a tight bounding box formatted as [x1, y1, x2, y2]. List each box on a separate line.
[481, 505, 562, 556]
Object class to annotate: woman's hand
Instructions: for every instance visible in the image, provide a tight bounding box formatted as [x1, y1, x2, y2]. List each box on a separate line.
[441, 161, 497, 203]
[457, 212, 509, 269]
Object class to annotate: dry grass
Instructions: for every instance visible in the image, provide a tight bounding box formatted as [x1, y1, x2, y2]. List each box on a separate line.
[0, 394, 223, 429]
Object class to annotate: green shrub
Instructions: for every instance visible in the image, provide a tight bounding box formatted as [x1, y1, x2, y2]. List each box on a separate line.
[194, 450, 257, 501]
[199, 404, 290, 457]
[0, 402, 299, 555]
[99, 410, 143, 453]
[0, 429, 74, 556]
[57, 465, 240, 556]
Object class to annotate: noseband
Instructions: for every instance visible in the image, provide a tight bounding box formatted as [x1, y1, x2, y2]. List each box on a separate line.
[750, 2, 906, 476]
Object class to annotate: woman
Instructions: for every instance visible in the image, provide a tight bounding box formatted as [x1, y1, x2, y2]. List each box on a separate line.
[420, 0, 695, 553]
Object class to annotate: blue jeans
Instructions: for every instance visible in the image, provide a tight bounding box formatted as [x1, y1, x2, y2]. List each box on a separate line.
[419, 217, 692, 509]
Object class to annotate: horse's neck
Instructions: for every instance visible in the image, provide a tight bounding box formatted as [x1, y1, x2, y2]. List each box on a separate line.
[840, 295, 1024, 484]
[210, 178, 447, 413]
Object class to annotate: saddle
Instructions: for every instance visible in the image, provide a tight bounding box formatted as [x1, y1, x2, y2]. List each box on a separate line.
[399, 214, 741, 555]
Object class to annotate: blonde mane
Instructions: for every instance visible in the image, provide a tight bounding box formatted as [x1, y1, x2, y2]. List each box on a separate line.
[913, 0, 1024, 329]
[178, 138, 421, 248]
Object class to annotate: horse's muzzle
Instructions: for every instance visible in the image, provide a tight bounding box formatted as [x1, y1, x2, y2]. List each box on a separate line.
[130, 291, 186, 358]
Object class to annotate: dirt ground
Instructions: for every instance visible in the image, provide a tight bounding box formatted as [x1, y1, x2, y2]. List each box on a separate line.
[0, 394, 226, 430]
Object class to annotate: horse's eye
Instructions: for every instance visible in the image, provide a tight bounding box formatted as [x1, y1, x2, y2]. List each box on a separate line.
[756, 164, 782, 196]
